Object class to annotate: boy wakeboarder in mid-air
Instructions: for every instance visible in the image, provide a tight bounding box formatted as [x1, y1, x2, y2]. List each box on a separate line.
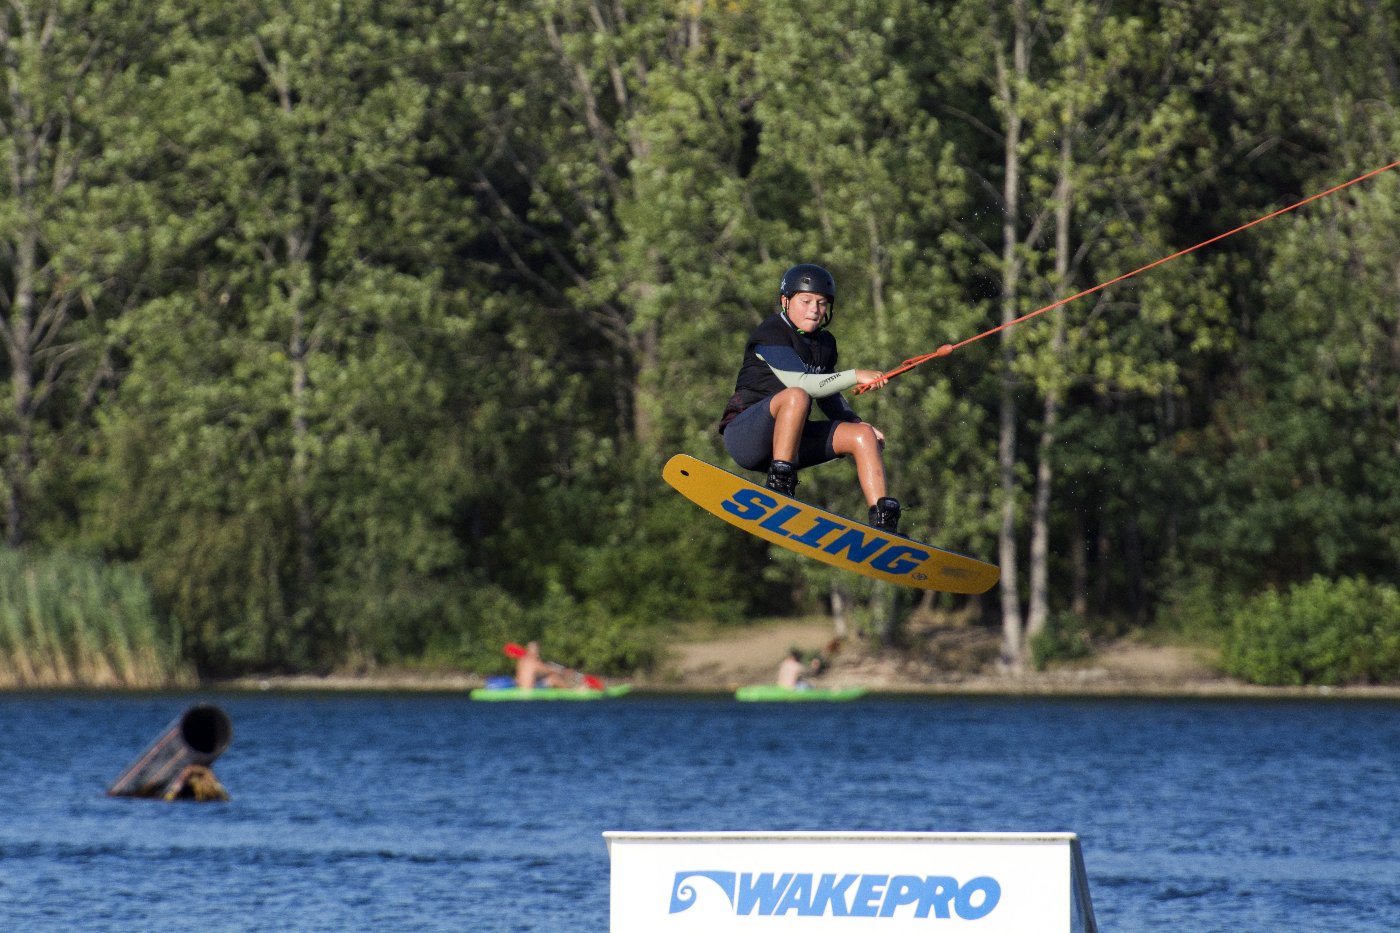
[716, 263, 900, 533]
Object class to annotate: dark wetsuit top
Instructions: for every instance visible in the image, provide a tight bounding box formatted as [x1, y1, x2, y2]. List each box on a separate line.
[717, 312, 861, 471]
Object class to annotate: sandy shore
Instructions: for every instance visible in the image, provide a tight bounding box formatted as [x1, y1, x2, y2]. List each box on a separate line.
[222, 617, 1400, 700]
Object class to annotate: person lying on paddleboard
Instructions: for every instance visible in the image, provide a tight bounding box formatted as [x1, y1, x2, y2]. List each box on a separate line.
[717, 263, 900, 533]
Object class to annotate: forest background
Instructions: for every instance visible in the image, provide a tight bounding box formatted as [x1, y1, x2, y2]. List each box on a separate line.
[2, 0, 1398, 687]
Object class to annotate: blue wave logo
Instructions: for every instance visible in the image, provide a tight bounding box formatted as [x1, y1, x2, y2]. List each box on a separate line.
[669, 871, 736, 913]
[668, 871, 1001, 919]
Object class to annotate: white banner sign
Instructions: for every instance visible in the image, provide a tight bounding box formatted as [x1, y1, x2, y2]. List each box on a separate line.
[605, 831, 1095, 933]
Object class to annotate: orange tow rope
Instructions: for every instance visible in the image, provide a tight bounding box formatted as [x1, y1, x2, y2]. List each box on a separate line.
[857, 158, 1400, 394]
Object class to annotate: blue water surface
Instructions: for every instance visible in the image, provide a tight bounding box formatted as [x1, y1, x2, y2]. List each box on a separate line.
[0, 692, 1396, 931]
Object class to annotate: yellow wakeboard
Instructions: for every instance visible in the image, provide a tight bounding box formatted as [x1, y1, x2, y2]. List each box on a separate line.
[663, 454, 1000, 594]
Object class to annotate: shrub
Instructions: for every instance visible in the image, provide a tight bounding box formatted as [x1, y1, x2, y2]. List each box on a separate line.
[1029, 613, 1093, 671]
[1223, 576, 1400, 685]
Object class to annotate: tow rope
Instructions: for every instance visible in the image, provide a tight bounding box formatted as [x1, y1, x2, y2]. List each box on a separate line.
[857, 158, 1400, 394]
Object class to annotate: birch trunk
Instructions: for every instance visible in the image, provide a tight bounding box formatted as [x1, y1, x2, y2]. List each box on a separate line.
[995, 0, 1029, 668]
[1026, 133, 1073, 642]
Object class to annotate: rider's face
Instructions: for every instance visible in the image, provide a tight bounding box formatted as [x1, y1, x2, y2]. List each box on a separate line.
[783, 292, 830, 333]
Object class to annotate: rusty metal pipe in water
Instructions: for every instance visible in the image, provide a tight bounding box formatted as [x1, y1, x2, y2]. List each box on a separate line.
[107, 704, 233, 800]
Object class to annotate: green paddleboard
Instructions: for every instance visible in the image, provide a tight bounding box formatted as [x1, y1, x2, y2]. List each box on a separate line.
[735, 685, 869, 702]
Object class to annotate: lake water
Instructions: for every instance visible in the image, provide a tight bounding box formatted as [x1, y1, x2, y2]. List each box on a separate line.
[0, 691, 1396, 931]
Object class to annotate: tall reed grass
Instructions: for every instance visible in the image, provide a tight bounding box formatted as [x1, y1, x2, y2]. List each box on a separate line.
[0, 548, 194, 688]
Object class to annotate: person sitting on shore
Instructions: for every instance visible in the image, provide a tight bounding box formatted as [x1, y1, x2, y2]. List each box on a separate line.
[777, 650, 813, 691]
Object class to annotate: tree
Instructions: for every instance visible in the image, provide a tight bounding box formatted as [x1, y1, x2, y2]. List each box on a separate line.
[1169, 0, 1400, 604]
[0, 0, 160, 546]
[87, 0, 480, 672]
[938, 0, 1230, 666]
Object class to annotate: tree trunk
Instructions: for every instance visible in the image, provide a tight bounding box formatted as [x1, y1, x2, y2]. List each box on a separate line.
[1070, 511, 1088, 618]
[830, 581, 850, 639]
[285, 229, 319, 658]
[1027, 133, 1074, 642]
[2, 30, 43, 547]
[632, 317, 658, 445]
[629, 244, 664, 447]
[995, 0, 1029, 669]
[290, 291, 315, 606]
[1393, 253, 1400, 452]
[3, 231, 37, 547]
[1026, 406, 1056, 642]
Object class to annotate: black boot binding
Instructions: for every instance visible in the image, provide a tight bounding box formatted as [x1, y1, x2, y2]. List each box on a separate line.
[868, 497, 901, 534]
[765, 460, 799, 497]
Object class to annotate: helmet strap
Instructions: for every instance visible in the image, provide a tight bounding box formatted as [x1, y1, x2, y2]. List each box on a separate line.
[780, 296, 833, 332]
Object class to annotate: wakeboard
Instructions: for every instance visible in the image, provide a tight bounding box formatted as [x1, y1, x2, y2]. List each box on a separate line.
[662, 454, 999, 593]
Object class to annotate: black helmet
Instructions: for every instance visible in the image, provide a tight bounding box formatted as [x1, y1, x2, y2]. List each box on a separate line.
[779, 263, 836, 301]
[779, 263, 836, 329]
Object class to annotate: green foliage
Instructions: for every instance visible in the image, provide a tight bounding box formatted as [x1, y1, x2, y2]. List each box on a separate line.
[486, 451, 772, 673]
[1029, 613, 1093, 671]
[1155, 567, 1244, 648]
[0, 0, 169, 549]
[1, 0, 1398, 682]
[0, 548, 191, 687]
[1223, 577, 1400, 686]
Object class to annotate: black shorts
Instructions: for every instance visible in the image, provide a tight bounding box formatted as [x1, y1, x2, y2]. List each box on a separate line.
[721, 397, 842, 472]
